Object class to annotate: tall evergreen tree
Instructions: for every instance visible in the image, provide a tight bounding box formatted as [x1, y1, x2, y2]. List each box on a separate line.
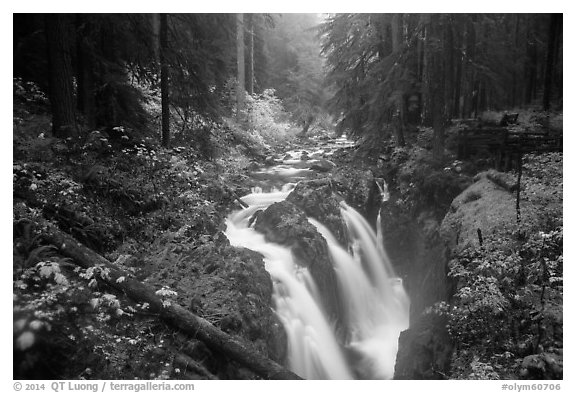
[44, 14, 77, 138]
[246, 14, 255, 95]
[236, 13, 245, 119]
[160, 13, 170, 147]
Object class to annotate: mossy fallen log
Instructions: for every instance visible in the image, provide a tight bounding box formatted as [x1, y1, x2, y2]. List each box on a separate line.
[43, 225, 302, 380]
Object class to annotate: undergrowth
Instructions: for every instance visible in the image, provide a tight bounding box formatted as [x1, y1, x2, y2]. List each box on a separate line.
[12, 78, 299, 380]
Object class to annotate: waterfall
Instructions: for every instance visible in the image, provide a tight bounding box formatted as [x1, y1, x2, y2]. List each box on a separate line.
[224, 186, 409, 380]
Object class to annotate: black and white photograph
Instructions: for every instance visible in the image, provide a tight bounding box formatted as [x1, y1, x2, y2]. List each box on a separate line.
[11, 6, 565, 386]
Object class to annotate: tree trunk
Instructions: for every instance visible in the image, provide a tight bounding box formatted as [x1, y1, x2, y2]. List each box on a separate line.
[393, 109, 405, 147]
[236, 13, 245, 119]
[391, 13, 406, 142]
[524, 18, 537, 106]
[43, 226, 302, 380]
[76, 15, 96, 129]
[391, 14, 401, 53]
[421, 14, 432, 125]
[552, 15, 562, 105]
[452, 19, 462, 118]
[543, 14, 561, 111]
[428, 15, 445, 159]
[45, 14, 77, 138]
[247, 14, 254, 95]
[466, 16, 477, 118]
[160, 14, 170, 147]
[444, 16, 455, 119]
[511, 14, 520, 108]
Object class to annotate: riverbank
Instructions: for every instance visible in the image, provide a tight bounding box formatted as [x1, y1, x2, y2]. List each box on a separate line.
[13, 87, 563, 379]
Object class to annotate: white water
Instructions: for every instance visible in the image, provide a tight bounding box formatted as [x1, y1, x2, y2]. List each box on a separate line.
[226, 185, 353, 379]
[224, 179, 409, 380]
[310, 203, 410, 379]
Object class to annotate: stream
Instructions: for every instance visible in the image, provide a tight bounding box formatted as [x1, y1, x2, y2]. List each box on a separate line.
[224, 136, 410, 379]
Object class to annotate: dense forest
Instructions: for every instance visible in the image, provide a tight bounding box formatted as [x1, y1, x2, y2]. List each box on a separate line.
[13, 13, 562, 381]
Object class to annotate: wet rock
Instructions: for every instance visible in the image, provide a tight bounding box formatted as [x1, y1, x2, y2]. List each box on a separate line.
[264, 155, 279, 165]
[220, 314, 243, 334]
[254, 200, 343, 325]
[331, 167, 374, 213]
[394, 313, 453, 379]
[149, 232, 287, 367]
[380, 201, 448, 321]
[246, 161, 260, 171]
[286, 179, 348, 246]
[519, 353, 563, 379]
[309, 159, 336, 172]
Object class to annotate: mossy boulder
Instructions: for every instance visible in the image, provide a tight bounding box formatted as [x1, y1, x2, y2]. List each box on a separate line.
[441, 170, 517, 254]
[254, 200, 342, 326]
[394, 313, 453, 379]
[148, 232, 287, 376]
[286, 179, 349, 246]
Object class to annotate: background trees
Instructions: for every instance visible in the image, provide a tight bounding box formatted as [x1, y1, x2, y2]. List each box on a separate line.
[320, 13, 563, 147]
[13, 13, 562, 148]
[14, 13, 331, 143]
[265, 14, 328, 134]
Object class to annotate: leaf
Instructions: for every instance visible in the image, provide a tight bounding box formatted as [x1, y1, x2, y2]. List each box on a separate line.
[53, 273, 69, 286]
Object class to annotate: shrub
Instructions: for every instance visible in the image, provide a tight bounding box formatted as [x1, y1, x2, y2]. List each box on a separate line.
[429, 226, 563, 379]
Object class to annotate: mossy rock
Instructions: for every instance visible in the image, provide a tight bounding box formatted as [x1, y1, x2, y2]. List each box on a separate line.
[254, 200, 342, 326]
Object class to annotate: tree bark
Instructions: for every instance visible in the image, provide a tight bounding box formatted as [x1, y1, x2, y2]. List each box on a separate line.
[45, 14, 77, 138]
[391, 13, 406, 143]
[236, 13, 245, 119]
[247, 14, 254, 95]
[391, 14, 401, 53]
[524, 18, 537, 106]
[76, 15, 96, 129]
[444, 16, 455, 119]
[421, 14, 432, 125]
[464, 15, 477, 118]
[160, 13, 170, 147]
[43, 226, 302, 380]
[393, 109, 405, 147]
[427, 14, 445, 159]
[452, 17, 462, 117]
[543, 14, 561, 111]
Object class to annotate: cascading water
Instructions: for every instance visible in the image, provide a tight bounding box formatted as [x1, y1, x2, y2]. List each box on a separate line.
[225, 185, 353, 380]
[224, 141, 409, 379]
[311, 203, 410, 379]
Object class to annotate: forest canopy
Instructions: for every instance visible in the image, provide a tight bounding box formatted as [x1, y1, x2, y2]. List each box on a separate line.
[13, 12, 563, 381]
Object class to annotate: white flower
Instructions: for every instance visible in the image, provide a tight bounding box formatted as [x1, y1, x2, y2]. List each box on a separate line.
[16, 331, 35, 350]
[29, 320, 43, 331]
[29, 183, 38, 191]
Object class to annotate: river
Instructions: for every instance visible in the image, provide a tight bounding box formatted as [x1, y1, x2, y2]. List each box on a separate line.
[224, 136, 410, 379]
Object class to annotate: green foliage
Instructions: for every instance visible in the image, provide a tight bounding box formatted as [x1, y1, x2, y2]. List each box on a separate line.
[320, 13, 561, 142]
[13, 77, 49, 109]
[244, 89, 295, 146]
[428, 226, 563, 379]
[392, 148, 472, 218]
[320, 14, 420, 137]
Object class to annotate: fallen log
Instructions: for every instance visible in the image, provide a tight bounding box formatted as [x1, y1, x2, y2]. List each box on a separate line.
[43, 225, 302, 380]
[173, 353, 218, 380]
